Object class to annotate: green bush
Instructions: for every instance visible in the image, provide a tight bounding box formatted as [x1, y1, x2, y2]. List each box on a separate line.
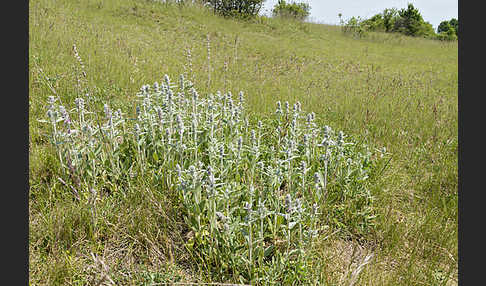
[344, 4, 440, 40]
[341, 16, 369, 38]
[436, 24, 457, 41]
[449, 18, 458, 37]
[357, 8, 400, 34]
[361, 14, 386, 32]
[205, 0, 265, 18]
[272, 0, 311, 21]
[438, 18, 458, 38]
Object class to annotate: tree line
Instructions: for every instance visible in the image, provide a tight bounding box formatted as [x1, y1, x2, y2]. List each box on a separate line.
[192, 1, 457, 41]
[341, 4, 458, 41]
[201, 0, 310, 20]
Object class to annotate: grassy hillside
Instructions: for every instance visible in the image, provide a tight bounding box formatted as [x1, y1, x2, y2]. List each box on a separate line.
[29, 0, 457, 285]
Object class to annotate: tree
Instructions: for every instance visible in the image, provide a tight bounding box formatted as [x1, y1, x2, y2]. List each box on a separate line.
[437, 18, 458, 40]
[382, 8, 399, 32]
[437, 20, 457, 41]
[438, 18, 458, 37]
[395, 3, 424, 36]
[272, 0, 311, 21]
[449, 18, 458, 36]
[437, 20, 452, 34]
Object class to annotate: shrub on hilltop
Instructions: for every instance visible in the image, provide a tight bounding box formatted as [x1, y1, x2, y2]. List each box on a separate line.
[272, 0, 311, 21]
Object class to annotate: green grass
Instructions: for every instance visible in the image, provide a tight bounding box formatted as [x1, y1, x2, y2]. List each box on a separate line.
[29, 0, 457, 285]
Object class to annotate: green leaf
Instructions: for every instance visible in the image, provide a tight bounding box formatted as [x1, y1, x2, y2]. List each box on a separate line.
[264, 245, 275, 258]
[198, 200, 206, 213]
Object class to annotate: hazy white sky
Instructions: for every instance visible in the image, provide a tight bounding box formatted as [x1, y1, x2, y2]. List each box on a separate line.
[261, 0, 458, 31]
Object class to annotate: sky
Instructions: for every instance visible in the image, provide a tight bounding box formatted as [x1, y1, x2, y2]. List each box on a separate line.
[261, 0, 458, 31]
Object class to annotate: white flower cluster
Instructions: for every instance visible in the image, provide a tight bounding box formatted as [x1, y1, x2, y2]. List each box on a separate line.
[40, 73, 380, 281]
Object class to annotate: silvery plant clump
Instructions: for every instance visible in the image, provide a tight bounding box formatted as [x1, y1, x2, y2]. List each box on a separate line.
[39, 73, 386, 284]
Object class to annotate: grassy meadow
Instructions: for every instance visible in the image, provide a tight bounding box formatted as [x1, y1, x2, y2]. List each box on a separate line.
[29, 0, 458, 285]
